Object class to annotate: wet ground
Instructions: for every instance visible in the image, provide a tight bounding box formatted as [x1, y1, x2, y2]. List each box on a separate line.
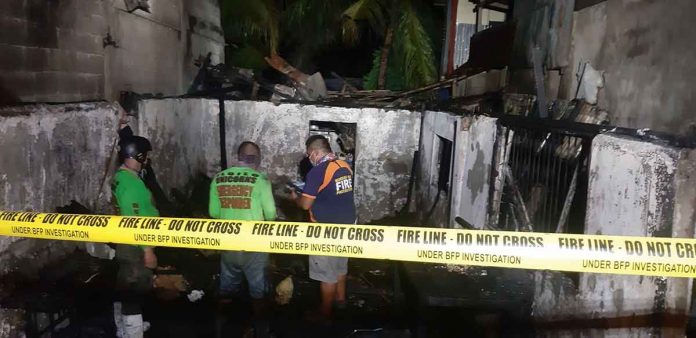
[0, 243, 540, 338]
[0, 209, 538, 338]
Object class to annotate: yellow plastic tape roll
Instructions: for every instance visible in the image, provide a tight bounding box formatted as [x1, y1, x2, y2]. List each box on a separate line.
[1, 211, 696, 277]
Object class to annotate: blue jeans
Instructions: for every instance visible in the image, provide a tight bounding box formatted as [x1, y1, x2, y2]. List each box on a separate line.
[220, 251, 268, 299]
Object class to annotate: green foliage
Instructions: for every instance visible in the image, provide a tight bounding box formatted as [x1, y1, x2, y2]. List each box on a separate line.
[357, 0, 437, 90]
[226, 45, 268, 71]
[220, 0, 279, 53]
[341, 0, 387, 45]
[392, 2, 437, 89]
[284, 0, 351, 47]
[363, 49, 405, 90]
[220, 0, 439, 90]
[283, 0, 353, 69]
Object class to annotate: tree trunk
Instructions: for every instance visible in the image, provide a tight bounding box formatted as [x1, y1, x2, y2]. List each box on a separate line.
[377, 26, 394, 90]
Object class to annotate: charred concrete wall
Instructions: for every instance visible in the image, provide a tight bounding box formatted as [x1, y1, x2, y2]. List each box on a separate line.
[416, 111, 457, 227]
[416, 111, 498, 228]
[181, 0, 225, 90]
[104, 0, 225, 100]
[450, 116, 498, 229]
[414, 114, 696, 334]
[567, 0, 696, 135]
[138, 99, 421, 223]
[136, 98, 221, 195]
[533, 133, 696, 337]
[0, 0, 224, 104]
[510, 0, 696, 135]
[0, 102, 118, 335]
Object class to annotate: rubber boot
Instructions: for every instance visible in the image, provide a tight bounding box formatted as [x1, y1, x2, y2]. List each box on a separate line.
[252, 299, 270, 338]
[113, 302, 125, 338]
[122, 314, 144, 338]
[215, 313, 228, 338]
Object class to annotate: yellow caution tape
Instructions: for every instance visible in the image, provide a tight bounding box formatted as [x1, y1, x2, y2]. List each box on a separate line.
[1, 210, 696, 277]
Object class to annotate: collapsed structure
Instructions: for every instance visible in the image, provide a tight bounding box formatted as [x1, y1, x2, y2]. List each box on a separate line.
[1, 0, 696, 337]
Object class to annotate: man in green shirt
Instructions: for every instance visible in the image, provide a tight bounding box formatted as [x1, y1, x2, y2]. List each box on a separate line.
[210, 141, 276, 334]
[112, 135, 158, 338]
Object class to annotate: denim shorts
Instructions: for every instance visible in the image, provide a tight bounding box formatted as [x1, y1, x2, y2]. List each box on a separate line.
[219, 251, 268, 299]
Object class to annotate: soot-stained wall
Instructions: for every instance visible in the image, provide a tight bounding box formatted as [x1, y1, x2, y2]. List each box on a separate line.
[0, 102, 118, 335]
[138, 99, 421, 223]
[0, 102, 117, 255]
[136, 98, 221, 196]
[534, 133, 696, 337]
[416, 111, 499, 228]
[568, 0, 696, 135]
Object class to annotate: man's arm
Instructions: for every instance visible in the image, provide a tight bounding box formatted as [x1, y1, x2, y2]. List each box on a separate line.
[209, 178, 221, 218]
[294, 192, 314, 210]
[260, 178, 277, 220]
[116, 102, 134, 140]
[296, 167, 320, 210]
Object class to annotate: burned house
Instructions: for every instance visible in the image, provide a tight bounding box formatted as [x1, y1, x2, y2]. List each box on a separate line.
[1, 0, 696, 337]
[411, 0, 696, 337]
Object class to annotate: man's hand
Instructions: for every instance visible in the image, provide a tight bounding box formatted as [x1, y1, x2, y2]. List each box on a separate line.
[288, 187, 313, 210]
[143, 247, 158, 269]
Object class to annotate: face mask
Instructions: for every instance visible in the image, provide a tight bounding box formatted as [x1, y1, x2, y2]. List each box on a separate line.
[239, 154, 259, 168]
[306, 151, 316, 166]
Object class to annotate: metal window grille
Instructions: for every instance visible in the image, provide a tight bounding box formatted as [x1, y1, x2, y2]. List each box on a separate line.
[493, 121, 593, 234]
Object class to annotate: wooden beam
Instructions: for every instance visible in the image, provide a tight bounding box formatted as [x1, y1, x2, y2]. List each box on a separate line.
[446, 0, 459, 75]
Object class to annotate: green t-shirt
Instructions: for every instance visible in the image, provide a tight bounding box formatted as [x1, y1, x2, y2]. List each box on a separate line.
[112, 168, 160, 217]
[209, 166, 276, 221]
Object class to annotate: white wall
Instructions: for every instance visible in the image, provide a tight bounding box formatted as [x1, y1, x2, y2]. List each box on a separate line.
[450, 115, 498, 229]
[416, 111, 499, 228]
[139, 99, 422, 223]
[414, 114, 696, 334]
[534, 133, 696, 337]
[456, 1, 506, 25]
[0, 102, 118, 336]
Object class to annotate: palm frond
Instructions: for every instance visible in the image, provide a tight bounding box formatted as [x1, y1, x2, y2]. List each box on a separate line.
[282, 0, 354, 69]
[221, 0, 279, 53]
[227, 45, 268, 70]
[341, 0, 387, 45]
[284, 0, 351, 47]
[363, 49, 382, 90]
[392, 2, 437, 89]
[363, 48, 405, 90]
